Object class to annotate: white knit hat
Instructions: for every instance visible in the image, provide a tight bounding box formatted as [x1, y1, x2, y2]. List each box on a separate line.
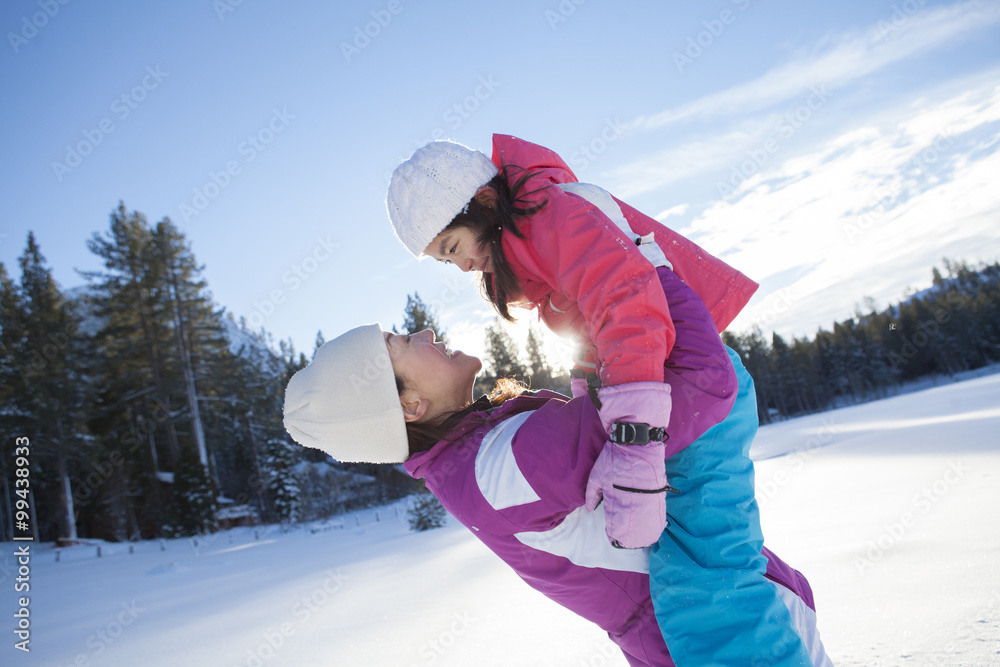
[283, 324, 409, 464]
[387, 140, 499, 257]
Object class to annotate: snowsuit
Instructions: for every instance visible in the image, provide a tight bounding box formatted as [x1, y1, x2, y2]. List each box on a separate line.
[491, 133, 757, 390]
[402, 358, 829, 666]
[483, 134, 829, 665]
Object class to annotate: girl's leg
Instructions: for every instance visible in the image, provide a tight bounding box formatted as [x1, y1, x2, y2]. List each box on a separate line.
[650, 346, 822, 666]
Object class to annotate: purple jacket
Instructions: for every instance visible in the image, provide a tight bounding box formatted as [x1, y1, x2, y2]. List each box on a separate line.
[403, 392, 817, 665]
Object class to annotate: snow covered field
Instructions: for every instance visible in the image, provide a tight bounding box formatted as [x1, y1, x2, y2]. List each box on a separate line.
[3, 371, 999, 667]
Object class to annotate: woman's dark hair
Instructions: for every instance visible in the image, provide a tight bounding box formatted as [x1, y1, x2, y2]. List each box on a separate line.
[444, 165, 548, 322]
[396, 374, 526, 457]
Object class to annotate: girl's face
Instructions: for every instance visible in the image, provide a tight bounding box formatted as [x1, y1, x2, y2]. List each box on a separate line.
[423, 226, 494, 274]
[384, 329, 482, 423]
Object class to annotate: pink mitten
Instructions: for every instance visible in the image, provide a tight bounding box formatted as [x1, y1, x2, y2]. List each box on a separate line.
[585, 382, 672, 549]
[585, 439, 667, 548]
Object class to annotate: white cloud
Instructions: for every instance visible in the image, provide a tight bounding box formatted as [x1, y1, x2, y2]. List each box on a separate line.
[626, 0, 1000, 133]
[604, 2, 1000, 202]
[655, 203, 689, 221]
[708, 78, 1000, 337]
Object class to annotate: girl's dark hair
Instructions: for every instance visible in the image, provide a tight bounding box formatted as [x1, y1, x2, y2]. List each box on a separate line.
[396, 374, 527, 457]
[444, 166, 548, 322]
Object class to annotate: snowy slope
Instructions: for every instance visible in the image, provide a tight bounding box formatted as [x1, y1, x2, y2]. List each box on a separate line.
[749, 371, 1000, 667]
[3, 373, 999, 667]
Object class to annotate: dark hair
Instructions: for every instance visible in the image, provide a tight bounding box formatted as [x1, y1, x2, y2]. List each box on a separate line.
[396, 374, 527, 457]
[443, 165, 548, 322]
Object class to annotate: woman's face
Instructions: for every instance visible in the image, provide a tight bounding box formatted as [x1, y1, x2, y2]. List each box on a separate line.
[422, 225, 494, 274]
[384, 329, 482, 423]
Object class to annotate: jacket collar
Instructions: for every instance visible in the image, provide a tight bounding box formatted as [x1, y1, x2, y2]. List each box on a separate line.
[403, 396, 494, 479]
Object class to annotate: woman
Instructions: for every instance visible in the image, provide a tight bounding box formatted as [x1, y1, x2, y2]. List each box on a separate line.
[283, 324, 832, 667]
[386, 135, 825, 665]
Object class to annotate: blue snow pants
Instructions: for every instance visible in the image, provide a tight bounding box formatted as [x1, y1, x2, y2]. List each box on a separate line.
[649, 346, 814, 667]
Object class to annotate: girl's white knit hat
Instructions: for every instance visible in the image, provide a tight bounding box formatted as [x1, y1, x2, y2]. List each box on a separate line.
[283, 324, 409, 464]
[387, 140, 499, 257]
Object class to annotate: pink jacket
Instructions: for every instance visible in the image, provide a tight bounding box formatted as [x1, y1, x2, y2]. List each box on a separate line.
[403, 391, 817, 666]
[490, 134, 759, 388]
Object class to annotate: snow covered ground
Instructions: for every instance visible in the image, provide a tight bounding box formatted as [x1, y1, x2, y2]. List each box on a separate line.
[3, 371, 999, 667]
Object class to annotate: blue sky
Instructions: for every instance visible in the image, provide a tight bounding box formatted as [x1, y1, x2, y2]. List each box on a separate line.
[2, 0, 999, 366]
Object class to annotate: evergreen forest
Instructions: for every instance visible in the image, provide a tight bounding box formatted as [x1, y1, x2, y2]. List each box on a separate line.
[2, 204, 997, 542]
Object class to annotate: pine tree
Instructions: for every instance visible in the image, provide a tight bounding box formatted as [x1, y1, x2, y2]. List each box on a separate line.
[198, 317, 293, 525]
[400, 292, 448, 343]
[0, 262, 29, 540]
[733, 259, 1000, 422]
[263, 437, 301, 523]
[407, 491, 447, 531]
[789, 337, 823, 413]
[525, 324, 554, 390]
[485, 319, 527, 380]
[9, 234, 93, 540]
[734, 327, 775, 422]
[0, 262, 27, 424]
[83, 205, 184, 471]
[82, 204, 228, 538]
[152, 219, 225, 476]
[165, 446, 217, 537]
[769, 333, 793, 418]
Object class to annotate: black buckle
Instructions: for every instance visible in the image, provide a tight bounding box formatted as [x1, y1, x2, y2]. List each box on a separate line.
[569, 369, 603, 409]
[609, 421, 667, 445]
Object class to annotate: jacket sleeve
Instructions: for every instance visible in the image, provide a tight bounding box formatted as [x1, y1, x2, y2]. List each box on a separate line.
[508, 188, 675, 387]
[492, 134, 674, 387]
[468, 395, 608, 534]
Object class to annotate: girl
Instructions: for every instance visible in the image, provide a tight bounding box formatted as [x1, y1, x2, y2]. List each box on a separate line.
[283, 323, 832, 667]
[384, 135, 820, 666]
